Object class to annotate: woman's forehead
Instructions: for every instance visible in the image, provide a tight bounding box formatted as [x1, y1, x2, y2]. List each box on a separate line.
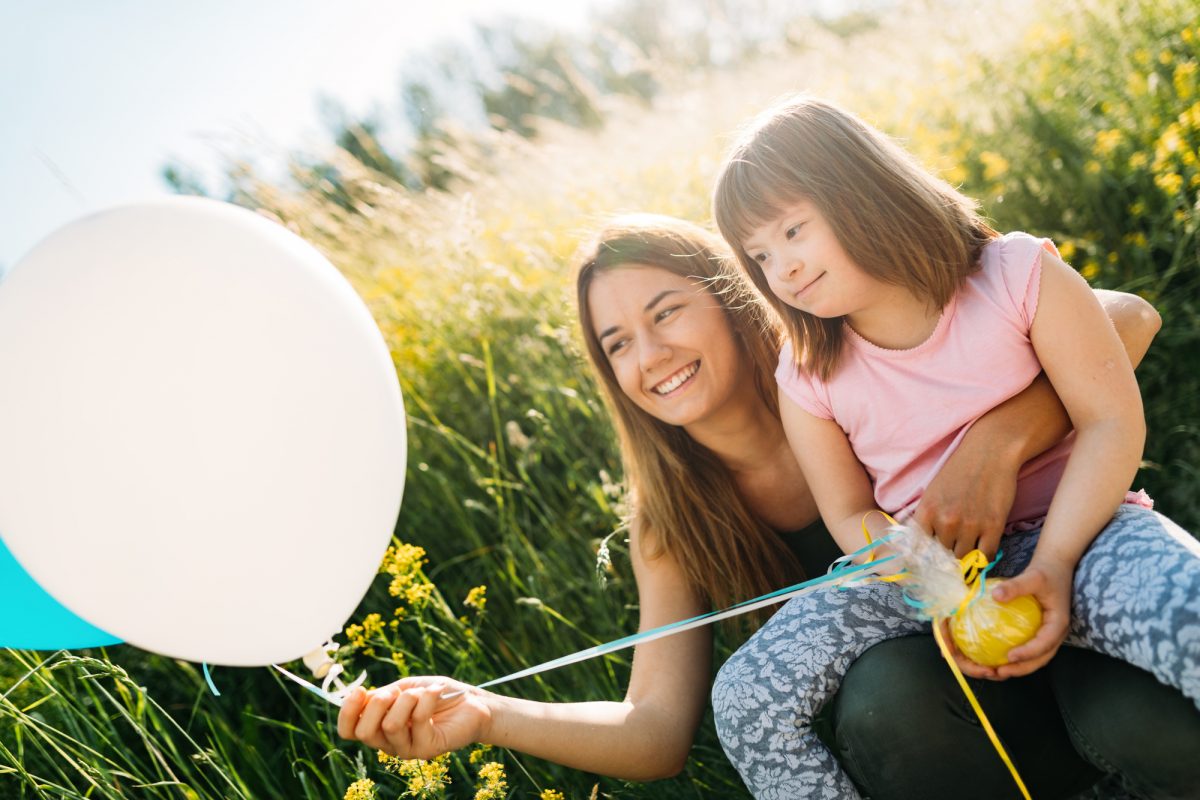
[587, 266, 708, 325]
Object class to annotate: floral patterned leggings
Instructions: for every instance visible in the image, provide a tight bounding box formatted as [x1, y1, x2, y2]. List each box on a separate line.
[711, 505, 1200, 799]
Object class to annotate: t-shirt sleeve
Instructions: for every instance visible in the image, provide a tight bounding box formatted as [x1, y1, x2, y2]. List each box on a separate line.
[774, 339, 834, 420]
[994, 232, 1059, 331]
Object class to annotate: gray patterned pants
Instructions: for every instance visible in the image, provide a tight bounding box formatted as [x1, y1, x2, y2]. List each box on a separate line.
[711, 505, 1200, 799]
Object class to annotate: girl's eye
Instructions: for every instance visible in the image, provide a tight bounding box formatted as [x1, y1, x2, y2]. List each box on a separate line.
[752, 252, 768, 264]
[607, 338, 628, 356]
[786, 222, 804, 239]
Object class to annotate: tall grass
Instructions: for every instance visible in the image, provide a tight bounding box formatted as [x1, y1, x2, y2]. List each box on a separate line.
[2, 1, 1196, 797]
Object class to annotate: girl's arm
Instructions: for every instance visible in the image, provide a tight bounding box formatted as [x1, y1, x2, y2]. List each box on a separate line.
[779, 393, 884, 555]
[915, 290, 1160, 558]
[990, 250, 1146, 678]
[337, 522, 713, 781]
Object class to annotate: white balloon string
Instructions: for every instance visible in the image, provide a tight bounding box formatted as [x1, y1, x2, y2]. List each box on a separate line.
[271, 537, 895, 707]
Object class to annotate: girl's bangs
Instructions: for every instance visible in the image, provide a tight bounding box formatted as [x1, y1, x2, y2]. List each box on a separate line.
[716, 157, 802, 245]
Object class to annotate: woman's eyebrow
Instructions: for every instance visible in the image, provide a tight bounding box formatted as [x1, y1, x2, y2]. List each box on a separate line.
[644, 289, 681, 311]
[598, 289, 684, 342]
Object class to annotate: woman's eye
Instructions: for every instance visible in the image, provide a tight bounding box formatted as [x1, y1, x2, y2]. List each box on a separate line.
[655, 305, 681, 323]
[786, 223, 804, 239]
[607, 338, 628, 356]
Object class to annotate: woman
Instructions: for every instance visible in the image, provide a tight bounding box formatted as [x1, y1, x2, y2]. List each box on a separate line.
[339, 215, 1188, 797]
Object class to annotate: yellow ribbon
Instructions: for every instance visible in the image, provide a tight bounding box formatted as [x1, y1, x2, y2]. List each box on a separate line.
[860, 513, 1032, 800]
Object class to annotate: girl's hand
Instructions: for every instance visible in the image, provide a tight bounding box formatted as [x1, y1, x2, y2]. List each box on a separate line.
[988, 560, 1074, 679]
[937, 618, 1001, 681]
[337, 676, 492, 759]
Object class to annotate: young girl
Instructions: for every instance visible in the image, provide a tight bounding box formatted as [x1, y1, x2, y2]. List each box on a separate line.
[711, 96, 1200, 799]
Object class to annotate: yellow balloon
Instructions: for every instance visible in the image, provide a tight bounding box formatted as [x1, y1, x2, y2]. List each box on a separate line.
[950, 578, 1043, 667]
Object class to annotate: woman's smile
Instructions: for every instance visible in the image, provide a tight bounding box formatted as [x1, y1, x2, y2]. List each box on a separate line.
[651, 360, 700, 396]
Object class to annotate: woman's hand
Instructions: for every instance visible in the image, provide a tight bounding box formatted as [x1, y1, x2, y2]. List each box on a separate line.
[337, 676, 491, 759]
[914, 435, 1020, 560]
[988, 559, 1074, 679]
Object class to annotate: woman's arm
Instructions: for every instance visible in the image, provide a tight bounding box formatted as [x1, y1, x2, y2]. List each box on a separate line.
[915, 290, 1160, 558]
[989, 250, 1146, 677]
[337, 523, 713, 781]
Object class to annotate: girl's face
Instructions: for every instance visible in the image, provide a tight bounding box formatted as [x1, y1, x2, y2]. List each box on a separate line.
[587, 265, 750, 429]
[740, 198, 886, 319]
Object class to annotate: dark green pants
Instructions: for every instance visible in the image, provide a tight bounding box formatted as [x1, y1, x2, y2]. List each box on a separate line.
[819, 637, 1200, 800]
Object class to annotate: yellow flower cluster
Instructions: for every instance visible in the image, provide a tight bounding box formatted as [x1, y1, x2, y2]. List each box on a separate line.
[343, 779, 376, 800]
[382, 542, 436, 611]
[345, 612, 386, 652]
[468, 744, 493, 764]
[473, 761, 507, 800]
[539, 790, 565, 800]
[464, 585, 487, 613]
[380, 753, 452, 798]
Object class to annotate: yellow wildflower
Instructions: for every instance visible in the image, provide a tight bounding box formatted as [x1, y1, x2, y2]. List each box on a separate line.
[1081, 261, 1100, 281]
[1159, 49, 1175, 66]
[1084, 160, 1102, 175]
[1059, 241, 1077, 263]
[469, 744, 494, 764]
[344, 779, 376, 800]
[540, 791, 566, 800]
[1130, 151, 1149, 169]
[382, 542, 428, 578]
[979, 151, 1009, 181]
[405, 581, 434, 607]
[1094, 129, 1122, 157]
[1123, 232, 1148, 248]
[345, 622, 367, 650]
[390, 755, 452, 798]
[1175, 62, 1197, 100]
[363, 613, 385, 638]
[464, 585, 488, 613]
[474, 762, 507, 800]
[1155, 171, 1184, 195]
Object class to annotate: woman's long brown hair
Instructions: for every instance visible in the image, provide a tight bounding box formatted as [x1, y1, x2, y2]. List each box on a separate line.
[575, 213, 801, 612]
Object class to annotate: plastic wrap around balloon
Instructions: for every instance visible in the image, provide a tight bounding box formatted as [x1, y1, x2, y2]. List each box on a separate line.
[0, 198, 406, 666]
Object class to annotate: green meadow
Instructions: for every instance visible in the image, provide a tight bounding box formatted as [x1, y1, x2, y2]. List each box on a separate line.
[2, 1, 1197, 797]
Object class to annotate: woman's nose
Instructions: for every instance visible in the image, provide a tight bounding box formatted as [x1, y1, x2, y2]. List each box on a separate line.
[639, 335, 671, 372]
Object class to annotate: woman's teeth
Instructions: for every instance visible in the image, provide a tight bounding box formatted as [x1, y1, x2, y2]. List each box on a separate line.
[654, 362, 699, 395]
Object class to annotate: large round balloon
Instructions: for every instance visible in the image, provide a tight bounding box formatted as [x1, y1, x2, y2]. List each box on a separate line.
[0, 198, 406, 666]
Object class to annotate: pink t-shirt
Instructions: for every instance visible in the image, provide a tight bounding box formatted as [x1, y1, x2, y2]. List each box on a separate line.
[776, 231, 1071, 526]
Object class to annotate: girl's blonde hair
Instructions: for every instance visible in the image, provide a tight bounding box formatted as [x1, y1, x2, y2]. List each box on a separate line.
[575, 214, 801, 611]
[713, 95, 998, 380]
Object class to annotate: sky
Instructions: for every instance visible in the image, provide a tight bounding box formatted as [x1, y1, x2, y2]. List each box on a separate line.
[0, 1, 600, 271]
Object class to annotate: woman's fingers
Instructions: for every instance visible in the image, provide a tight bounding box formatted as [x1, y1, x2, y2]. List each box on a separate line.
[379, 688, 423, 754]
[353, 688, 399, 750]
[337, 687, 368, 740]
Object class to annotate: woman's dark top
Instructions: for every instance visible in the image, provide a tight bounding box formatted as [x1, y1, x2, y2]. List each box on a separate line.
[777, 520, 844, 580]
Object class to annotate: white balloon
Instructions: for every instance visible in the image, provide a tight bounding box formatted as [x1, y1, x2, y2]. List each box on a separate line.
[0, 198, 406, 666]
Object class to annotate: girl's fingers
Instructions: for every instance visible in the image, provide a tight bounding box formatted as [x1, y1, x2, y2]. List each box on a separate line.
[1005, 611, 1067, 663]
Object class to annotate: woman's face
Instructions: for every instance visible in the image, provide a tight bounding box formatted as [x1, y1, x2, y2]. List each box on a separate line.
[587, 265, 751, 429]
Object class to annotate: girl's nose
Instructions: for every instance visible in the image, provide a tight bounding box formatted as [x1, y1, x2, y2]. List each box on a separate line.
[778, 253, 802, 280]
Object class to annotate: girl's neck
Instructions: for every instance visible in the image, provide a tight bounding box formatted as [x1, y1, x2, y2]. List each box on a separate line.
[846, 284, 943, 350]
